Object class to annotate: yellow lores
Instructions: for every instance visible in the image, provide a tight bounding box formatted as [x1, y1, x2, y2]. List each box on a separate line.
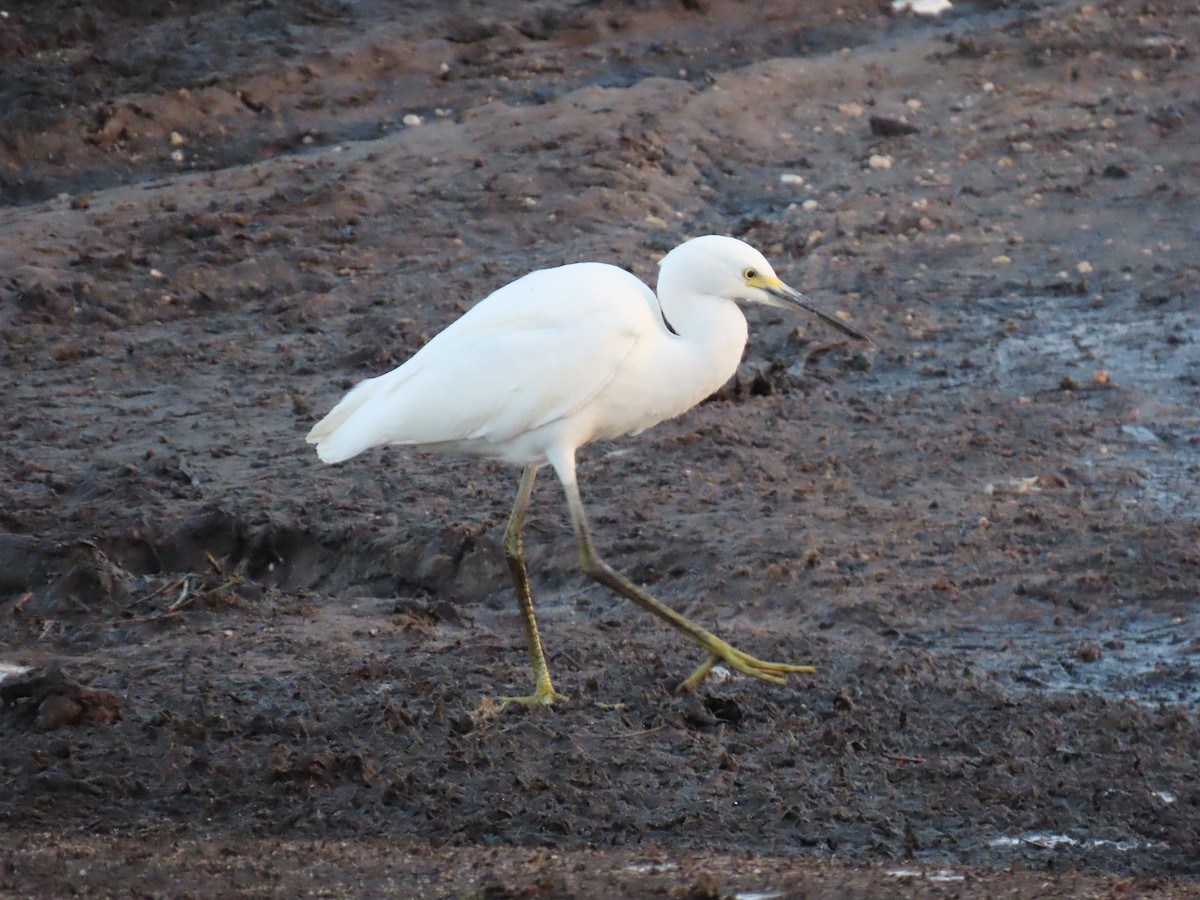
[307, 235, 869, 705]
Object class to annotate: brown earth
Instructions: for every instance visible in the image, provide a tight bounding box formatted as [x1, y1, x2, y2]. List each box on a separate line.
[1, 0, 1199, 896]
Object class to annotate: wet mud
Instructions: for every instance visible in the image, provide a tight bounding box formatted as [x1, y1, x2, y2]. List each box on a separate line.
[2, 0, 1198, 896]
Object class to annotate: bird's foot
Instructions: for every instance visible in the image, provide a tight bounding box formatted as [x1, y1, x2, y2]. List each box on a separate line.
[678, 643, 815, 693]
[500, 681, 568, 707]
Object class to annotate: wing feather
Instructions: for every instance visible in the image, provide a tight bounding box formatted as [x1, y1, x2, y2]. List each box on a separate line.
[307, 262, 657, 463]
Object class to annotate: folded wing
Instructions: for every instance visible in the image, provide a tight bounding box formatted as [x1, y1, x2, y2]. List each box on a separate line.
[306, 263, 658, 463]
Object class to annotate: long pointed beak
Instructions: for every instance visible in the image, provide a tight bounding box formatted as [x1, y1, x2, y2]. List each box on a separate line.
[764, 279, 872, 344]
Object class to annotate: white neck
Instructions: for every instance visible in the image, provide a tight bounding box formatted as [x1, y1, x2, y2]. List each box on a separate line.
[654, 279, 750, 413]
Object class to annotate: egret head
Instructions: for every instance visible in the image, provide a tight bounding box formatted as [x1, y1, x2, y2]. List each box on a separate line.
[659, 235, 869, 342]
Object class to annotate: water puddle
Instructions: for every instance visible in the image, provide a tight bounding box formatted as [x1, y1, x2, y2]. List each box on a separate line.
[949, 615, 1200, 708]
[622, 861, 678, 875]
[886, 868, 965, 882]
[891, 0, 953, 14]
[988, 832, 1166, 853]
[0, 662, 32, 683]
[991, 298, 1200, 520]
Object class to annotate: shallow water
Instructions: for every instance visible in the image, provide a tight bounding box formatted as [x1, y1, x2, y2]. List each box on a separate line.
[957, 614, 1200, 708]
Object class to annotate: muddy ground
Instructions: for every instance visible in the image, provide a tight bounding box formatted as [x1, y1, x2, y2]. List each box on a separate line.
[1, 0, 1198, 896]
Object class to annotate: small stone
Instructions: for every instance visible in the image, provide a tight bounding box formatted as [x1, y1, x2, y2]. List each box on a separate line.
[402, 113, 423, 126]
[1077, 260, 1094, 274]
[1076, 643, 1102, 663]
[682, 873, 723, 900]
[869, 115, 920, 137]
[868, 153, 894, 170]
[169, 131, 186, 147]
[35, 694, 83, 731]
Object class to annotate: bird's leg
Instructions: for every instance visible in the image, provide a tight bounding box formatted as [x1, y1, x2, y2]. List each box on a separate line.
[559, 473, 814, 691]
[499, 464, 567, 706]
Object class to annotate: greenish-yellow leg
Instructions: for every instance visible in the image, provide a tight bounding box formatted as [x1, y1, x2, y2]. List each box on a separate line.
[500, 465, 567, 706]
[561, 476, 815, 692]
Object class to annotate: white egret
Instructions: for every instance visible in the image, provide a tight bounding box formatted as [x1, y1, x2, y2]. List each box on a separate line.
[307, 235, 869, 704]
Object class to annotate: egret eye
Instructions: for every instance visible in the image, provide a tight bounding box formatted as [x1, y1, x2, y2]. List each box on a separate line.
[744, 267, 758, 281]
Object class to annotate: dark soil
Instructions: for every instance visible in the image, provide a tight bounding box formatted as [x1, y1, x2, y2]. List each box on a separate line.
[2, 0, 1198, 896]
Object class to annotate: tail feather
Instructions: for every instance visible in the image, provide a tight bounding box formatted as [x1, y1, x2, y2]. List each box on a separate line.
[306, 373, 394, 464]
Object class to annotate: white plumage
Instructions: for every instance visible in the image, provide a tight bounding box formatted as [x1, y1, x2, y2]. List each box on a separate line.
[308, 263, 659, 464]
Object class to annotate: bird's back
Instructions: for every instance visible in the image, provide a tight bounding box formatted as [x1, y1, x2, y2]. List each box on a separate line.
[306, 261, 666, 465]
